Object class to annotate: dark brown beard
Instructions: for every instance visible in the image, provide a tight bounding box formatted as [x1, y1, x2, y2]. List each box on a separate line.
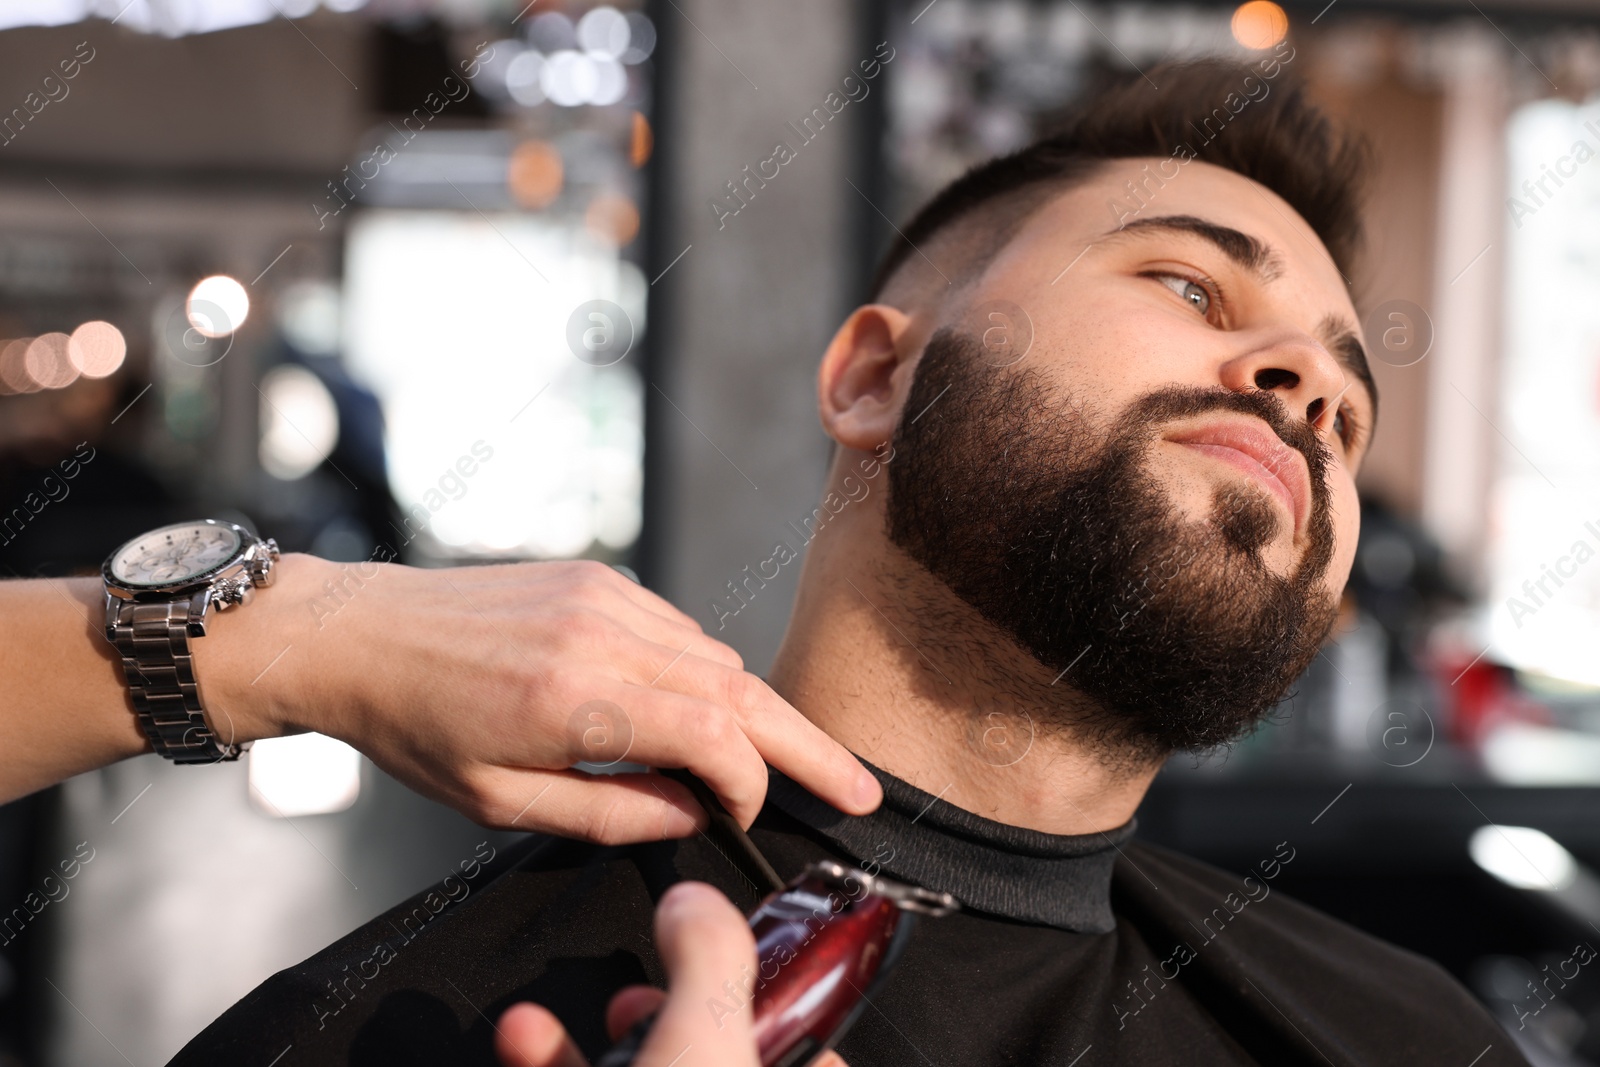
[885, 327, 1340, 758]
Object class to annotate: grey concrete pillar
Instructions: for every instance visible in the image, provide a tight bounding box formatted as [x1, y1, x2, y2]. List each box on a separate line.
[649, 0, 872, 674]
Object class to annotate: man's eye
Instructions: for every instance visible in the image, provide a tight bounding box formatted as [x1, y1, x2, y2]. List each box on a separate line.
[1155, 273, 1211, 316]
[1333, 404, 1364, 452]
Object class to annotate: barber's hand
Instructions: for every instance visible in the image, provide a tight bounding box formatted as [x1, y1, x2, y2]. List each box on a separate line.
[494, 881, 849, 1067]
[201, 555, 881, 842]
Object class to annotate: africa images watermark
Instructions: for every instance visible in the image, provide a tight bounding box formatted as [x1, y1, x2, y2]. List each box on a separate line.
[0, 39, 96, 147]
[706, 441, 894, 630]
[1105, 39, 1296, 228]
[312, 42, 496, 229]
[307, 441, 497, 625]
[0, 440, 97, 547]
[1113, 839, 1297, 1030]
[1503, 516, 1600, 629]
[708, 41, 897, 231]
[1506, 117, 1600, 230]
[0, 840, 96, 947]
[1511, 940, 1597, 1031]
[311, 841, 497, 1030]
[307, 551, 392, 629]
[385, 439, 497, 553]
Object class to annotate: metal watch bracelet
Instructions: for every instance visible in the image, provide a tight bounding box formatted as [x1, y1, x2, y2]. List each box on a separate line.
[108, 592, 246, 764]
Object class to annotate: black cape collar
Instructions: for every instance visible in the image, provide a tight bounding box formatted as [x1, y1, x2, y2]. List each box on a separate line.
[764, 755, 1135, 934]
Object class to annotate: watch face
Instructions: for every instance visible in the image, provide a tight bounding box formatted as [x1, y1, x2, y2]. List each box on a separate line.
[110, 522, 243, 587]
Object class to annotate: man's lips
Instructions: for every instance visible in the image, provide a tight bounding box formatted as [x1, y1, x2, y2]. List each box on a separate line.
[1164, 418, 1311, 536]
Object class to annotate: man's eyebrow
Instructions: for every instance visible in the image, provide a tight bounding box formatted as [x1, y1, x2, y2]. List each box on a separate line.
[1319, 314, 1380, 423]
[1098, 214, 1286, 282]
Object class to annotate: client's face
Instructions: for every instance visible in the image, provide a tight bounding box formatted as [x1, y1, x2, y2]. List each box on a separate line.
[885, 160, 1375, 755]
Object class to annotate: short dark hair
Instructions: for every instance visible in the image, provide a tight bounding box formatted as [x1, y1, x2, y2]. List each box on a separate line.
[869, 57, 1369, 301]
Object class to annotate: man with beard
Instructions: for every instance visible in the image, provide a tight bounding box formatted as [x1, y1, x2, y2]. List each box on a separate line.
[171, 61, 1525, 1067]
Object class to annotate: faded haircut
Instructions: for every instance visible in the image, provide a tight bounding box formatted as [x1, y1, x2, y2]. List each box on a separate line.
[869, 56, 1369, 307]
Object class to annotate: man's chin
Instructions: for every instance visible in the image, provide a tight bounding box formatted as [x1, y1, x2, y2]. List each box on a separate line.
[1259, 531, 1341, 587]
[1251, 540, 1302, 579]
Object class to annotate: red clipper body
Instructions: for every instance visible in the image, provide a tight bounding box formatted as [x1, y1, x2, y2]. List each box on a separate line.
[597, 859, 958, 1067]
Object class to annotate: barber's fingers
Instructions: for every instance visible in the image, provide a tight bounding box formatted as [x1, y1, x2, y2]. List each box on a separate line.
[689, 669, 882, 821]
[466, 766, 706, 843]
[612, 652, 883, 822]
[493, 885, 850, 1067]
[495, 1003, 588, 1067]
[604, 986, 666, 1040]
[493, 883, 759, 1067]
[601, 988, 850, 1067]
[530, 592, 877, 821]
[635, 882, 762, 1067]
[470, 662, 868, 840]
[599, 683, 777, 828]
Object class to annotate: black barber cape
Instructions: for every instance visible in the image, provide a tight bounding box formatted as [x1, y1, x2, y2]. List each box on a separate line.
[171, 760, 1524, 1066]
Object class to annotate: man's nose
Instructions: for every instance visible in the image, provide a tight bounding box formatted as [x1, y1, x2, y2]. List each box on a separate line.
[1217, 330, 1348, 437]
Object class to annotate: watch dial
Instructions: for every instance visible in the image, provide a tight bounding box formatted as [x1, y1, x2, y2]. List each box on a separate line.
[111, 523, 242, 587]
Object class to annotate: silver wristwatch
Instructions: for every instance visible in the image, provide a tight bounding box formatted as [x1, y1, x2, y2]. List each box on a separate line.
[102, 519, 280, 764]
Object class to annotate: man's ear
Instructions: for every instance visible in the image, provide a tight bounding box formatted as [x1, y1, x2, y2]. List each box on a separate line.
[818, 304, 916, 451]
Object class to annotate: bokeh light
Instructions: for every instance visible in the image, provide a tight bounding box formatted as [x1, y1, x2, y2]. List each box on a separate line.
[258, 364, 339, 480]
[0, 339, 37, 394]
[502, 13, 642, 111]
[505, 50, 545, 106]
[24, 333, 77, 390]
[1231, 1, 1288, 50]
[276, 280, 342, 356]
[68, 321, 127, 378]
[630, 111, 653, 167]
[542, 50, 598, 107]
[508, 140, 565, 208]
[527, 12, 576, 52]
[187, 274, 250, 338]
[578, 6, 630, 58]
[621, 12, 656, 64]
[590, 56, 627, 106]
[1469, 824, 1578, 891]
[584, 192, 640, 246]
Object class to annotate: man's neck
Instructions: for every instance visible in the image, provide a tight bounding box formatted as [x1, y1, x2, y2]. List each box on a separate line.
[765, 506, 1163, 837]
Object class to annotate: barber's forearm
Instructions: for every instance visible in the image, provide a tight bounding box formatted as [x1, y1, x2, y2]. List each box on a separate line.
[0, 576, 151, 803]
[0, 556, 339, 804]
[0, 551, 880, 838]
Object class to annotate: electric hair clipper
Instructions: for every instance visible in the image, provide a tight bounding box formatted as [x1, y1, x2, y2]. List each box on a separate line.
[596, 859, 958, 1067]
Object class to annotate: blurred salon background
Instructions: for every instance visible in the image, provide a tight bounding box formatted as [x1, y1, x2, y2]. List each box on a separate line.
[0, 0, 1598, 1062]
